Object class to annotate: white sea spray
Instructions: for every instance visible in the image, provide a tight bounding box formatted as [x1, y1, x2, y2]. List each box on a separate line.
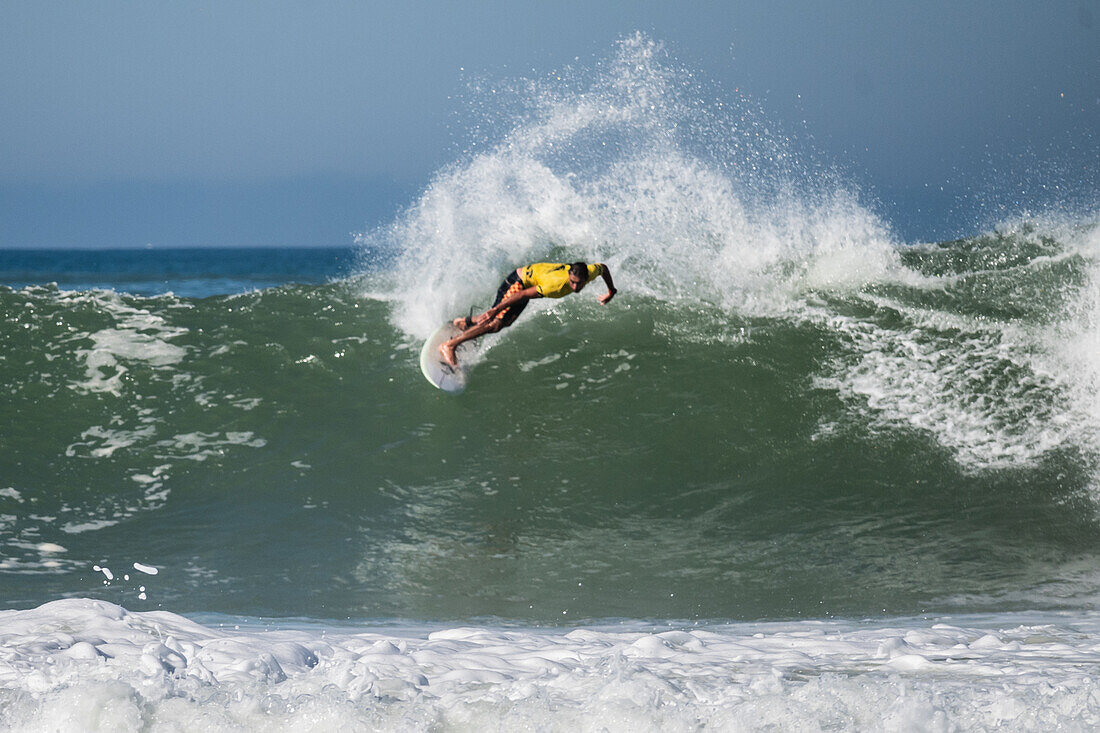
[361, 34, 901, 342]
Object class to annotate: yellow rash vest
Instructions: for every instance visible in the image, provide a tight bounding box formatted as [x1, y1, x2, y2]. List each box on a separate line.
[521, 263, 604, 299]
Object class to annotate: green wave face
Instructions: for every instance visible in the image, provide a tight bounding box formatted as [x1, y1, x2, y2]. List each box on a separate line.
[3, 219, 1099, 622]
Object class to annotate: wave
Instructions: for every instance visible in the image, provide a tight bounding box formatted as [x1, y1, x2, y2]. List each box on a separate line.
[2, 214, 1100, 621]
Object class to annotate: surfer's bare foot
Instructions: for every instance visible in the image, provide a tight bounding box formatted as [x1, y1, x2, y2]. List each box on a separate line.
[439, 341, 458, 367]
[452, 317, 467, 330]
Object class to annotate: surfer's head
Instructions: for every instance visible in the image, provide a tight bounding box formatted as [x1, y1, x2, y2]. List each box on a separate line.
[568, 262, 588, 292]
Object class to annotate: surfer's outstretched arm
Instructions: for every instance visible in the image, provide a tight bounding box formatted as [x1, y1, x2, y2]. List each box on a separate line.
[597, 265, 617, 305]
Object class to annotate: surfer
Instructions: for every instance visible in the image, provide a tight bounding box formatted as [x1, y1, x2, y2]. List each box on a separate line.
[440, 262, 617, 366]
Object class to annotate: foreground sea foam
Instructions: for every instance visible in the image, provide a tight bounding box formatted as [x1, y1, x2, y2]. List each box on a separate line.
[4, 600, 1100, 731]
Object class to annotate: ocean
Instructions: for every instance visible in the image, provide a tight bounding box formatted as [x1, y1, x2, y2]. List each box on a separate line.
[3, 34, 1100, 730]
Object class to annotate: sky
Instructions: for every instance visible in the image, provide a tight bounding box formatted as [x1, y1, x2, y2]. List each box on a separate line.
[1, 0, 1097, 247]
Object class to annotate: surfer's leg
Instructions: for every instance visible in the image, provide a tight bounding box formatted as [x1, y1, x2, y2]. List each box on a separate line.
[453, 271, 519, 331]
[440, 319, 502, 366]
[441, 272, 525, 365]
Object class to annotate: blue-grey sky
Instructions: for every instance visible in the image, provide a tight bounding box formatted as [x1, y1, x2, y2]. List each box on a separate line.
[2, 1, 1097, 247]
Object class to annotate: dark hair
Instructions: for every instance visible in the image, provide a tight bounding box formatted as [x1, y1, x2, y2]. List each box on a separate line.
[568, 262, 588, 279]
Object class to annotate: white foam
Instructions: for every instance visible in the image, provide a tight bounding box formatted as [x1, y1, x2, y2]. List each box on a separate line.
[1046, 221, 1100, 458]
[67, 292, 189, 397]
[4, 600, 1100, 731]
[61, 519, 118, 535]
[155, 431, 267, 462]
[92, 566, 114, 581]
[66, 424, 158, 459]
[809, 217, 1100, 472]
[814, 304, 1071, 469]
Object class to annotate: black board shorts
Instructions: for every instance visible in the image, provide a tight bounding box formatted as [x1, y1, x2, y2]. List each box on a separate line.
[491, 270, 528, 328]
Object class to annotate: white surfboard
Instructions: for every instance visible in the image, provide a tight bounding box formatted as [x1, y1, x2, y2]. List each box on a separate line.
[420, 323, 470, 394]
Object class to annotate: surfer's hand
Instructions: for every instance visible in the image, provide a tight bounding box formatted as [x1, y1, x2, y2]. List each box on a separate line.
[599, 289, 616, 305]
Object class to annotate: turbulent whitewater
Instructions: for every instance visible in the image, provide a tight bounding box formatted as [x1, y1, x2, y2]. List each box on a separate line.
[7, 599, 1100, 731]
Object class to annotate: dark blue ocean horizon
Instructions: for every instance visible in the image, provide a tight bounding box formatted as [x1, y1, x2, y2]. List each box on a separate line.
[0, 245, 365, 298]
